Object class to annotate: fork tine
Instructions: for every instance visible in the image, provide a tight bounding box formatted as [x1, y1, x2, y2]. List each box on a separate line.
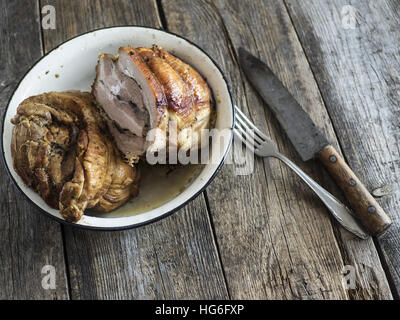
[235, 106, 269, 140]
[233, 128, 256, 152]
[235, 120, 262, 146]
[235, 107, 268, 141]
[235, 116, 264, 145]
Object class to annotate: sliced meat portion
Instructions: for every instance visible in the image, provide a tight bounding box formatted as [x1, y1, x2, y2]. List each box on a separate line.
[92, 45, 213, 160]
[106, 118, 147, 159]
[93, 49, 168, 163]
[93, 54, 149, 137]
[11, 91, 140, 222]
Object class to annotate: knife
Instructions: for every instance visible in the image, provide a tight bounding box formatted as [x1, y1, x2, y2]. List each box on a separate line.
[239, 48, 392, 237]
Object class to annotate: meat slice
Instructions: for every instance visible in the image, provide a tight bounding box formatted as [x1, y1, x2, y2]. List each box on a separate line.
[105, 118, 147, 157]
[93, 49, 168, 163]
[93, 54, 149, 137]
[11, 91, 140, 222]
[92, 45, 213, 161]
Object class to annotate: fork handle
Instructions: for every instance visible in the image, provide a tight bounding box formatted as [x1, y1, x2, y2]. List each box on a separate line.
[317, 145, 391, 237]
[274, 153, 369, 239]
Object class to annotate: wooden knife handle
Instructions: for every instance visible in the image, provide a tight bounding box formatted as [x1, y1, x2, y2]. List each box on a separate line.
[317, 145, 392, 237]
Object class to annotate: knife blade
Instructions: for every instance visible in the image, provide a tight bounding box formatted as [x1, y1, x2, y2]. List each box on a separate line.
[239, 48, 327, 162]
[239, 47, 392, 237]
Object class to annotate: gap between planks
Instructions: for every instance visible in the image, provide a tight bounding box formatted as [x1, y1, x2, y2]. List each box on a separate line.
[154, 0, 232, 298]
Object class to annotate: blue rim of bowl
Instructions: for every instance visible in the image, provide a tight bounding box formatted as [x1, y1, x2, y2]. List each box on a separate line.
[0, 25, 236, 231]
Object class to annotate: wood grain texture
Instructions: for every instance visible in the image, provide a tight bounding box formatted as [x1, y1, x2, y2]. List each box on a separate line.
[161, 0, 384, 299]
[40, 0, 228, 299]
[285, 0, 400, 297]
[65, 197, 227, 299]
[318, 145, 391, 236]
[220, 0, 392, 300]
[2, 0, 394, 300]
[219, 0, 392, 300]
[0, 0, 69, 299]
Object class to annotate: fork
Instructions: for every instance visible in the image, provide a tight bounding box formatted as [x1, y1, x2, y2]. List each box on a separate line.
[233, 106, 368, 239]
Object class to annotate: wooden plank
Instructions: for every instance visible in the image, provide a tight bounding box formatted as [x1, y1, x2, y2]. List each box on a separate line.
[65, 197, 227, 299]
[285, 0, 400, 297]
[40, 0, 228, 299]
[0, 0, 69, 299]
[218, 0, 392, 300]
[161, 0, 376, 299]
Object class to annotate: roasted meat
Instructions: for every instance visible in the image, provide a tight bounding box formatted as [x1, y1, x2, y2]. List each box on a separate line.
[11, 91, 140, 222]
[93, 49, 168, 163]
[92, 45, 212, 162]
[154, 46, 212, 143]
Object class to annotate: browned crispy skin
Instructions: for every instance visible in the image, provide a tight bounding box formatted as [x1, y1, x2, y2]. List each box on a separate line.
[93, 146, 140, 212]
[154, 45, 211, 112]
[153, 45, 212, 137]
[118, 47, 168, 127]
[11, 91, 139, 222]
[134, 47, 195, 128]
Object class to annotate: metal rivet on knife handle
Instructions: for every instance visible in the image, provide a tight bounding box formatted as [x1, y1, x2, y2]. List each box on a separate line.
[329, 155, 337, 163]
[317, 145, 392, 237]
[368, 206, 377, 214]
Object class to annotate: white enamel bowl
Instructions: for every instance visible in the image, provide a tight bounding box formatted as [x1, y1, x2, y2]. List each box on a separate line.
[1, 26, 234, 230]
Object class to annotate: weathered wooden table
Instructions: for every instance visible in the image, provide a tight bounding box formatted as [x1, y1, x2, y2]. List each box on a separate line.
[1, 0, 399, 300]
